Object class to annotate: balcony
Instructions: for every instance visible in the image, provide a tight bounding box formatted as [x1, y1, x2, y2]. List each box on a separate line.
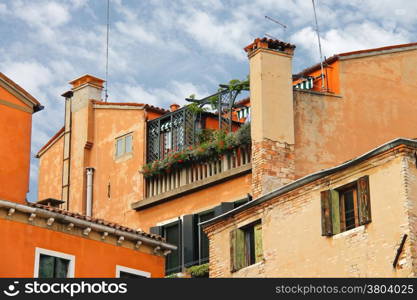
[132, 87, 251, 210]
[150, 144, 250, 193]
[133, 142, 251, 210]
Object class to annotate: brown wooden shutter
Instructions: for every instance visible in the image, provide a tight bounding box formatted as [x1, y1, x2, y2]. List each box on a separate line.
[230, 229, 245, 272]
[254, 223, 263, 263]
[357, 175, 371, 225]
[321, 190, 333, 236]
[321, 189, 340, 235]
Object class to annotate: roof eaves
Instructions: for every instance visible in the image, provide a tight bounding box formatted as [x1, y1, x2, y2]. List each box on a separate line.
[0, 199, 177, 251]
[0, 72, 42, 107]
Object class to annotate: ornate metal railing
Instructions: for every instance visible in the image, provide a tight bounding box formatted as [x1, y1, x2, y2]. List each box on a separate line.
[145, 145, 251, 198]
[147, 107, 196, 162]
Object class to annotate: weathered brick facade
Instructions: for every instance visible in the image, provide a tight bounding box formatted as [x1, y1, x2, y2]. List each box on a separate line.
[251, 139, 295, 198]
[205, 144, 417, 277]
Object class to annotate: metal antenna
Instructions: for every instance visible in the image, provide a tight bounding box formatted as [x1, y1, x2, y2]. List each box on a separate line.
[105, 0, 110, 102]
[312, 0, 326, 91]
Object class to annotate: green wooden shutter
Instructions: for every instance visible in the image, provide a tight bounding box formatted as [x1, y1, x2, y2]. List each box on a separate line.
[330, 189, 341, 235]
[254, 223, 263, 263]
[230, 229, 245, 272]
[357, 175, 371, 225]
[182, 214, 197, 268]
[321, 190, 340, 235]
[321, 190, 332, 236]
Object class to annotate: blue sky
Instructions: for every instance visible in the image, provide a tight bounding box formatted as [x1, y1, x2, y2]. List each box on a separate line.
[0, 0, 416, 202]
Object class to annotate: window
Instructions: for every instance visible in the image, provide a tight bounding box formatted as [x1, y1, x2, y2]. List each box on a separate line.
[149, 201, 238, 275]
[115, 133, 133, 158]
[34, 248, 75, 278]
[230, 220, 263, 272]
[321, 175, 371, 236]
[115, 265, 150, 278]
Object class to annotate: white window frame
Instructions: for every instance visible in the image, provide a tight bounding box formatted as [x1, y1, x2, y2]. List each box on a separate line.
[115, 265, 151, 278]
[33, 247, 75, 278]
[115, 133, 133, 158]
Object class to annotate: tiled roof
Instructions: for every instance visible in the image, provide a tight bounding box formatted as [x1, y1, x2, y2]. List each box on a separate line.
[244, 37, 296, 54]
[0, 72, 41, 106]
[28, 202, 165, 242]
[295, 42, 417, 78]
[35, 126, 65, 158]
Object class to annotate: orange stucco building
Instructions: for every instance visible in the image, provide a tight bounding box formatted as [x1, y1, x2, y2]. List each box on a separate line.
[36, 38, 417, 276]
[0, 72, 174, 278]
[0, 72, 43, 203]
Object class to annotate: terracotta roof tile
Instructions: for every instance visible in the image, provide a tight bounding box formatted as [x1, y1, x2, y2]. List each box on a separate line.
[27, 202, 165, 242]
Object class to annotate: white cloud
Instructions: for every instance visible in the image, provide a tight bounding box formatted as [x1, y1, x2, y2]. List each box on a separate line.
[2, 61, 53, 100]
[0, 3, 8, 14]
[112, 80, 209, 108]
[179, 9, 253, 60]
[115, 21, 158, 44]
[13, 1, 70, 28]
[291, 22, 410, 61]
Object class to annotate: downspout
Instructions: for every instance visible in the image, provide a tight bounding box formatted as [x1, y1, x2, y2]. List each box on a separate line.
[61, 90, 73, 210]
[86, 167, 94, 217]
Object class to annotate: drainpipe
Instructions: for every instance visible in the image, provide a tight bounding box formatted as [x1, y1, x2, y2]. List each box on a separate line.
[86, 167, 94, 217]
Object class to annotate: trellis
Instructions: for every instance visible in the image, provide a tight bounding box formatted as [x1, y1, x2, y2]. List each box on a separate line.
[146, 82, 249, 162]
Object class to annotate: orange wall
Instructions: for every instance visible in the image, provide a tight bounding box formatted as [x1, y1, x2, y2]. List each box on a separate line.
[0, 217, 164, 278]
[294, 49, 417, 178]
[38, 136, 64, 201]
[0, 86, 32, 203]
[293, 60, 340, 94]
[128, 173, 251, 232]
[88, 107, 146, 224]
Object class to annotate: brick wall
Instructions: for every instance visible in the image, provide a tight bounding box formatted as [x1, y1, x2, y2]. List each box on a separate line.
[251, 138, 295, 199]
[205, 146, 416, 277]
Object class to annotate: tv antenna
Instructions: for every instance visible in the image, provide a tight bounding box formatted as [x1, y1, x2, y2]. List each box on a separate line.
[311, 0, 326, 91]
[265, 15, 287, 30]
[104, 0, 110, 102]
[265, 15, 288, 40]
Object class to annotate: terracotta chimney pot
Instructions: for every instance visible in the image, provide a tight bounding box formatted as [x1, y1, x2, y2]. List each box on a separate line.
[170, 103, 180, 112]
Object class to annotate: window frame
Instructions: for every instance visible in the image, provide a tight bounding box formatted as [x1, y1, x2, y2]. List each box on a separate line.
[33, 247, 75, 278]
[115, 265, 151, 278]
[338, 184, 359, 232]
[115, 132, 133, 158]
[321, 175, 371, 236]
[230, 219, 263, 272]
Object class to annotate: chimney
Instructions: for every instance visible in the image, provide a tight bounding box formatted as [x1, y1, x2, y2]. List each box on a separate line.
[170, 103, 180, 112]
[69, 74, 104, 112]
[245, 38, 296, 198]
[63, 74, 103, 213]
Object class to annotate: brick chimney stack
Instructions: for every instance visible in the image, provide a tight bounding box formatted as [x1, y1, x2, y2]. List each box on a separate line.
[244, 38, 296, 198]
